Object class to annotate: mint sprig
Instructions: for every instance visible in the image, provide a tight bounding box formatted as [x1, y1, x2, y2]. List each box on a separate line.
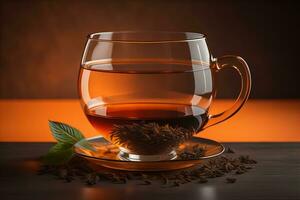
[42, 121, 95, 165]
[49, 120, 84, 144]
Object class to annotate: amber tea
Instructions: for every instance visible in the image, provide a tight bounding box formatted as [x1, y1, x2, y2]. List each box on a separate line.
[79, 61, 212, 157]
[85, 103, 208, 155]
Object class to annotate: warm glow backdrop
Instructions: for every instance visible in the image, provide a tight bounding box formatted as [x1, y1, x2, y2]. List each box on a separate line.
[0, 0, 299, 142]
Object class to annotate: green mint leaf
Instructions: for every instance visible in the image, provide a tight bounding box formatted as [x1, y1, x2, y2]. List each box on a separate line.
[42, 143, 74, 165]
[48, 142, 73, 152]
[48, 120, 85, 145]
[76, 139, 97, 152]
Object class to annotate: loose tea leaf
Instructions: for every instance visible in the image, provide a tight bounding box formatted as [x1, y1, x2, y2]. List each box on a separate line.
[139, 180, 152, 185]
[226, 147, 235, 153]
[198, 177, 208, 183]
[85, 173, 100, 185]
[226, 177, 237, 183]
[173, 181, 181, 187]
[239, 155, 257, 164]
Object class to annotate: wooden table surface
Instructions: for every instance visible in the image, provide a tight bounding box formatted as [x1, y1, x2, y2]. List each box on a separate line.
[1, 142, 299, 200]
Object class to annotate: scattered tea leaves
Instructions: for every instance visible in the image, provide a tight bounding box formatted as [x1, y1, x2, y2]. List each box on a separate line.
[179, 145, 205, 160]
[38, 149, 257, 188]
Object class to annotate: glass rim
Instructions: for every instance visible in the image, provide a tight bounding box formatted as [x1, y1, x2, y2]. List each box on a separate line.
[87, 31, 206, 43]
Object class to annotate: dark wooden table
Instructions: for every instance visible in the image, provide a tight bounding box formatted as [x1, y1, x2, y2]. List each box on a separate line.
[1, 142, 299, 200]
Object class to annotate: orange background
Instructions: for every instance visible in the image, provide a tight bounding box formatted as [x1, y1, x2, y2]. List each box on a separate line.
[1, 99, 299, 142]
[1, 1, 300, 143]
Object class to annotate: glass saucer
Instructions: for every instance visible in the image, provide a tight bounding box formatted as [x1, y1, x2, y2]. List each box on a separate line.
[74, 136, 224, 171]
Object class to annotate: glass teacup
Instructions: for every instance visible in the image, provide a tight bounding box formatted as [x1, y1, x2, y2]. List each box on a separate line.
[78, 31, 251, 161]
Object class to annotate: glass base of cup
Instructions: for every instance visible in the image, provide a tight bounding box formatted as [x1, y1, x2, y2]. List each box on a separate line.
[118, 147, 177, 162]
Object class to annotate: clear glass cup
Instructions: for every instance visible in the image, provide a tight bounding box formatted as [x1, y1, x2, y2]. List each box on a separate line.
[78, 31, 251, 161]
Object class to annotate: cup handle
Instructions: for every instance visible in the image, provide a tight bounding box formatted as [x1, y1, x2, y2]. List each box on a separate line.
[204, 55, 251, 129]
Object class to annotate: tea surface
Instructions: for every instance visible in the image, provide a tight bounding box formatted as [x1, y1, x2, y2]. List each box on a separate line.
[79, 61, 213, 109]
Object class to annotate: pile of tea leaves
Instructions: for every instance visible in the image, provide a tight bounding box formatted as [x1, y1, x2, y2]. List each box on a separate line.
[110, 122, 195, 155]
[38, 147, 257, 187]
